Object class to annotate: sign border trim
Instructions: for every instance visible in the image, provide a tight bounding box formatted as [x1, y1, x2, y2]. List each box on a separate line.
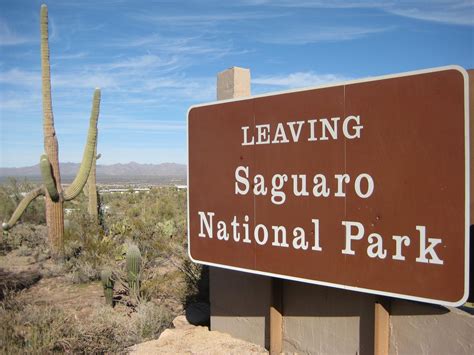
[186, 65, 470, 307]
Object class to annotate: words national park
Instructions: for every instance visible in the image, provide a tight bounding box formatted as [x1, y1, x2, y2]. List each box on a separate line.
[188, 67, 470, 307]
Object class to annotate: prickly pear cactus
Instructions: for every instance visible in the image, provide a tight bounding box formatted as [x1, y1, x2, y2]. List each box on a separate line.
[126, 244, 142, 298]
[100, 268, 114, 306]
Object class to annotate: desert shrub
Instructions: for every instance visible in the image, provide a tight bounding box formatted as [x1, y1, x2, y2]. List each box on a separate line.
[140, 263, 186, 302]
[0, 292, 24, 351]
[180, 259, 209, 306]
[19, 304, 77, 352]
[0, 231, 15, 256]
[0, 293, 77, 353]
[0, 224, 49, 258]
[100, 187, 187, 261]
[76, 306, 133, 353]
[0, 290, 173, 354]
[63, 211, 120, 283]
[135, 301, 173, 339]
[76, 302, 172, 352]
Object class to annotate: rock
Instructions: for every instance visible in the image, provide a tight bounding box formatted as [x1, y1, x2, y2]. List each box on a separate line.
[185, 301, 210, 326]
[128, 326, 268, 354]
[172, 315, 194, 330]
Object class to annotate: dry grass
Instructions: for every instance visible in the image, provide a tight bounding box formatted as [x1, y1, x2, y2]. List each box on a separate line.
[0, 289, 173, 353]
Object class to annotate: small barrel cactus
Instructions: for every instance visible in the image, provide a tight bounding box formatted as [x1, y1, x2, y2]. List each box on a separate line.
[126, 244, 142, 298]
[100, 268, 114, 306]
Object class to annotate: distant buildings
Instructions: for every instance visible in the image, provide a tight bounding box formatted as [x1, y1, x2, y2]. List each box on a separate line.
[97, 184, 187, 194]
[98, 187, 151, 194]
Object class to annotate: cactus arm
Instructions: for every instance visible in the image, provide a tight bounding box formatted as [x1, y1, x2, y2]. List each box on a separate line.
[86, 143, 99, 220]
[40, 154, 59, 202]
[63, 88, 101, 201]
[2, 187, 45, 230]
[83, 152, 100, 198]
[83, 154, 100, 198]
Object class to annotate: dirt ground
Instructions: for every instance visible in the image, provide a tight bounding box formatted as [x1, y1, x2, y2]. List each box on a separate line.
[0, 249, 103, 320]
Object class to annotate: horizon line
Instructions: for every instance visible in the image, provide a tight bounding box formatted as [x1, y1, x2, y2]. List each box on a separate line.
[0, 161, 188, 169]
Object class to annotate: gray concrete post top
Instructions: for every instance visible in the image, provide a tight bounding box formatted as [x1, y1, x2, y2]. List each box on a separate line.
[216, 67, 251, 100]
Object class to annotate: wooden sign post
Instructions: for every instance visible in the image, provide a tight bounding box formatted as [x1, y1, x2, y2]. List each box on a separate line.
[374, 298, 390, 355]
[270, 277, 283, 354]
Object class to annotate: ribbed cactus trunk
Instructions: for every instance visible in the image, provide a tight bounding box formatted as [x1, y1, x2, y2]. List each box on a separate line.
[41, 5, 64, 257]
[126, 244, 142, 300]
[87, 152, 99, 222]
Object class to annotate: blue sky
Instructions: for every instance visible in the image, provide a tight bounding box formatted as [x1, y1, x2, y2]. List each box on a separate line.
[0, 0, 473, 167]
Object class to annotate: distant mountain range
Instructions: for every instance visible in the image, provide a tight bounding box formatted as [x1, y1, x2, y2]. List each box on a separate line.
[0, 162, 187, 184]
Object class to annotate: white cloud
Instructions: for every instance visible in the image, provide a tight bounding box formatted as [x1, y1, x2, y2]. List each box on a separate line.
[0, 68, 40, 86]
[258, 26, 394, 44]
[54, 52, 88, 60]
[241, 0, 383, 9]
[253, 71, 351, 89]
[0, 20, 31, 46]
[53, 73, 118, 89]
[103, 55, 179, 71]
[0, 68, 116, 90]
[100, 117, 185, 132]
[135, 11, 286, 26]
[0, 96, 39, 110]
[243, 0, 474, 26]
[136, 75, 215, 102]
[48, 15, 59, 42]
[120, 33, 235, 59]
[387, 2, 474, 26]
[0, 66, 215, 104]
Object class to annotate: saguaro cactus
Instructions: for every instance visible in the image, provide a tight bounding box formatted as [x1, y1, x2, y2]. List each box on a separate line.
[101, 268, 115, 306]
[126, 244, 142, 298]
[1, 5, 101, 258]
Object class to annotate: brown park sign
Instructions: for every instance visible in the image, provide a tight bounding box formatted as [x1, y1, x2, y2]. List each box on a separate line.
[187, 66, 470, 307]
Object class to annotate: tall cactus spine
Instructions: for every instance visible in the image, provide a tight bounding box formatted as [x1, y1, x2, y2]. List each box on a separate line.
[2, 5, 102, 259]
[41, 4, 64, 256]
[126, 244, 142, 298]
